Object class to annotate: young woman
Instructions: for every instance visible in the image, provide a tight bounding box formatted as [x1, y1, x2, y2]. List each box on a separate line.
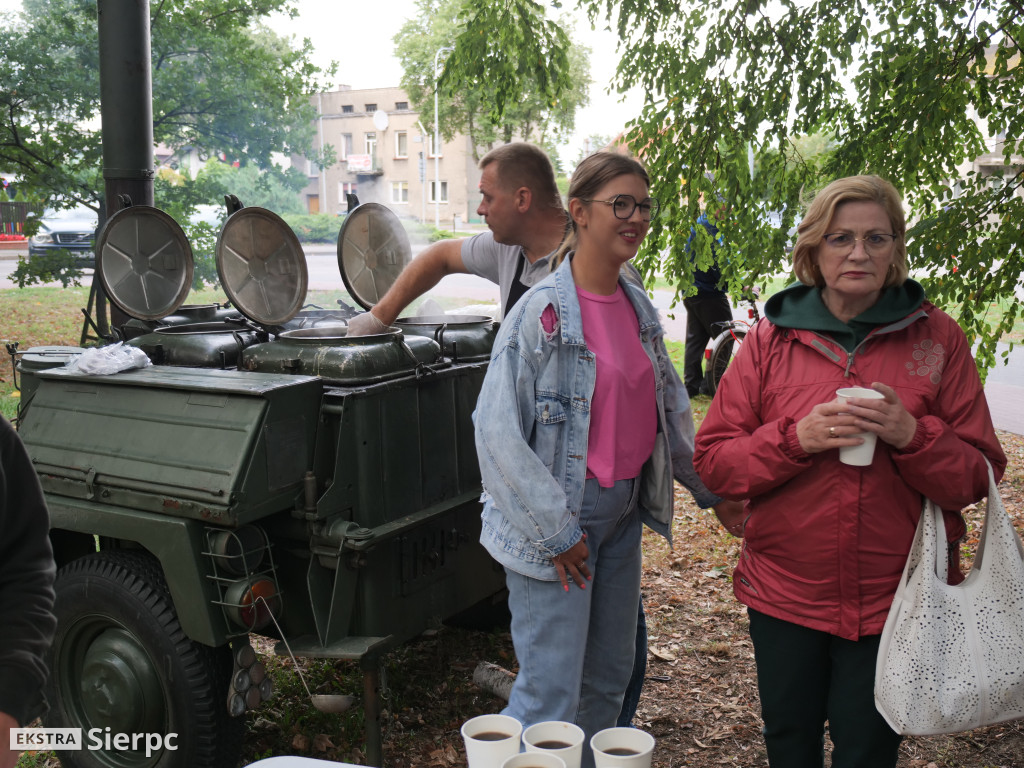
[473, 152, 722, 762]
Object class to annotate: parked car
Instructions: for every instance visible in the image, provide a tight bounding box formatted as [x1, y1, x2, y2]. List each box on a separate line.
[29, 205, 99, 266]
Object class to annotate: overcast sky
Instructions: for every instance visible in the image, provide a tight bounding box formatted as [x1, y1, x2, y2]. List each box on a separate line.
[0, 0, 641, 167]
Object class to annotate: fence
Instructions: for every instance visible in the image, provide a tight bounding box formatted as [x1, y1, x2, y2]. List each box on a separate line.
[0, 201, 43, 237]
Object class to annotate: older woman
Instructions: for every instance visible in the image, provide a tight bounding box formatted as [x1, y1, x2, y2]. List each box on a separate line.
[693, 175, 1006, 768]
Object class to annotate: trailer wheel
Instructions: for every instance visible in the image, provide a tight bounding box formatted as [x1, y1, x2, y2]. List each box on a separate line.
[43, 550, 243, 768]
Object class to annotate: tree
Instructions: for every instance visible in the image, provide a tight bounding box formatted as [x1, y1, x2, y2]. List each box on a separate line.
[394, 0, 592, 162]
[1, 0, 326, 280]
[446, 0, 1023, 373]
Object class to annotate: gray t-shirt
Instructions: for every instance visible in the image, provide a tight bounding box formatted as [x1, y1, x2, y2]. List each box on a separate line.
[460, 231, 555, 317]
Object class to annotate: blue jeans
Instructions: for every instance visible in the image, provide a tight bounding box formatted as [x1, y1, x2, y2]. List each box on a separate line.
[503, 477, 642, 768]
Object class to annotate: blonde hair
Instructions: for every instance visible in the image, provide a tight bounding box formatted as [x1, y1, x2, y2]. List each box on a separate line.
[792, 175, 909, 288]
[553, 152, 651, 268]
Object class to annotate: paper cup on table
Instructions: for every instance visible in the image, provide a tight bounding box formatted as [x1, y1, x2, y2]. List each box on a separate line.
[503, 752, 567, 768]
[836, 387, 886, 466]
[590, 727, 655, 768]
[522, 721, 585, 768]
[461, 714, 523, 768]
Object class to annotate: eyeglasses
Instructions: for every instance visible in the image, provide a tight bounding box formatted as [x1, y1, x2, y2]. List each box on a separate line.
[579, 194, 661, 222]
[823, 232, 898, 254]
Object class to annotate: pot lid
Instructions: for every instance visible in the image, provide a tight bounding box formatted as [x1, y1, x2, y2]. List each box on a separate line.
[337, 203, 412, 311]
[216, 206, 308, 326]
[96, 205, 194, 321]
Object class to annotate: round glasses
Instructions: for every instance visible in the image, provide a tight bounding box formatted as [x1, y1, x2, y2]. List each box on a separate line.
[823, 232, 898, 255]
[579, 194, 661, 222]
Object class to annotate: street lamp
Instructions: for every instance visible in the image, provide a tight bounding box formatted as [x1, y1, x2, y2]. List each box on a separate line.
[433, 45, 453, 229]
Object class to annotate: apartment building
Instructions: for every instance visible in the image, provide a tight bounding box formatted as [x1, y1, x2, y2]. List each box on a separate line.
[300, 86, 482, 227]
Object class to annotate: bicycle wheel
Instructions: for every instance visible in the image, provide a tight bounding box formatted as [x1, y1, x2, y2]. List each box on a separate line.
[706, 327, 747, 396]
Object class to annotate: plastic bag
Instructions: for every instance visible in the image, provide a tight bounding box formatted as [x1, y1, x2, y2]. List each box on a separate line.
[64, 342, 152, 375]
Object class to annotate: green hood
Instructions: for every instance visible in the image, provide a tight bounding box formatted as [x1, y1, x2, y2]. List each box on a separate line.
[764, 279, 926, 351]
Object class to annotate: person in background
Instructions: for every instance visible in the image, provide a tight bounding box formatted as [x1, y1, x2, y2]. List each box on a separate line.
[693, 175, 1006, 767]
[682, 201, 733, 398]
[1, 415, 57, 768]
[473, 152, 728, 765]
[345, 142, 569, 330]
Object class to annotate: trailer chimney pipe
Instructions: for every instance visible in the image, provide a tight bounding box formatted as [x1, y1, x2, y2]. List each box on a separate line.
[98, 0, 155, 212]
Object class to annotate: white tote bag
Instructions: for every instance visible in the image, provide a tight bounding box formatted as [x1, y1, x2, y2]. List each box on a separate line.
[875, 460, 1024, 735]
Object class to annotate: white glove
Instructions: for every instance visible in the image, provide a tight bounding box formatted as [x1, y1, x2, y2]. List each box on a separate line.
[346, 311, 391, 336]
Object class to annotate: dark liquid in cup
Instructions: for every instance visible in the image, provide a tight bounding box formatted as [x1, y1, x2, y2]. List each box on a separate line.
[533, 740, 572, 749]
[472, 731, 512, 741]
[604, 747, 640, 756]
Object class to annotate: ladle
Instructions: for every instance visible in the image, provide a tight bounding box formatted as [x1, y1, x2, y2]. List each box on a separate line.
[257, 595, 356, 713]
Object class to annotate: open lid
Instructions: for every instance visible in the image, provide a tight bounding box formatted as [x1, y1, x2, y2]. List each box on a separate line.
[216, 205, 308, 326]
[337, 202, 412, 311]
[96, 204, 194, 321]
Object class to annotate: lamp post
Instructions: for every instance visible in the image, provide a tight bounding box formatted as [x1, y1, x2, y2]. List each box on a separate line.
[433, 45, 452, 229]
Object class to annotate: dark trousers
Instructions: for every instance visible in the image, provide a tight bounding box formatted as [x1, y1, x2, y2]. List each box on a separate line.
[682, 292, 733, 396]
[748, 608, 902, 768]
[616, 596, 647, 726]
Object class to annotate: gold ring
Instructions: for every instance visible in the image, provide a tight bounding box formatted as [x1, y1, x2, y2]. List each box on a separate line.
[829, 427, 837, 438]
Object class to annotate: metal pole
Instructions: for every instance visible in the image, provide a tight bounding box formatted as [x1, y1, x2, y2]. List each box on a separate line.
[433, 46, 452, 229]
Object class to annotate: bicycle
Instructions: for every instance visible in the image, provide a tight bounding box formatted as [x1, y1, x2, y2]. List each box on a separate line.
[704, 290, 761, 397]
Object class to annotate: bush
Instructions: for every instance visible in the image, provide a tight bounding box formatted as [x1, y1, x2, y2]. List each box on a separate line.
[280, 213, 342, 244]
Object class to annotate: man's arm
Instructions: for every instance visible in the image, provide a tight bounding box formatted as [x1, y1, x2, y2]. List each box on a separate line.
[347, 239, 468, 335]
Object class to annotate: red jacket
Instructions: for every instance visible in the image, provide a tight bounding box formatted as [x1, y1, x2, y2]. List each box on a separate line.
[693, 302, 1007, 640]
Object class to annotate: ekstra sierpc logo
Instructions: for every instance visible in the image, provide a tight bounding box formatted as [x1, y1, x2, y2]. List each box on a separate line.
[11, 728, 179, 757]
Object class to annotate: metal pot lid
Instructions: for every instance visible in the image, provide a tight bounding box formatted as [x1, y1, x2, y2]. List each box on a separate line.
[96, 205, 194, 321]
[337, 203, 412, 311]
[216, 207, 307, 326]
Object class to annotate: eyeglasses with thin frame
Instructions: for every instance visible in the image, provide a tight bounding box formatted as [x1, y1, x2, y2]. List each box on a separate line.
[579, 194, 661, 222]
[823, 232, 898, 254]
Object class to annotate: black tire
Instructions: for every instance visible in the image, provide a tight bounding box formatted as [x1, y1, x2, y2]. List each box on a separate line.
[706, 327, 747, 397]
[43, 550, 244, 768]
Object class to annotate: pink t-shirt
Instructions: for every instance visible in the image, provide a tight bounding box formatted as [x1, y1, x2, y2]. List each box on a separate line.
[576, 284, 657, 487]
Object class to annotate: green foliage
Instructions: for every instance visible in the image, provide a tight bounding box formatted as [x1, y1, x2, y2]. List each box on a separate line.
[394, 0, 592, 161]
[449, 0, 1024, 373]
[281, 213, 344, 243]
[0, 0, 324, 208]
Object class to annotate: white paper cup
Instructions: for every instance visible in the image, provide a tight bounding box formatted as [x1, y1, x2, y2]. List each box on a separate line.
[590, 727, 655, 768]
[461, 714, 523, 768]
[836, 387, 886, 466]
[502, 752, 567, 768]
[523, 721, 585, 768]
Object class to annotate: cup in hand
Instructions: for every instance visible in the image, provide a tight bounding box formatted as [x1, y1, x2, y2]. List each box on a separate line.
[461, 714, 523, 768]
[590, 727, 655, 768]
[836, 386, 886, 466]
[502, 752, 567, 768]
[522, 721, 585, 768]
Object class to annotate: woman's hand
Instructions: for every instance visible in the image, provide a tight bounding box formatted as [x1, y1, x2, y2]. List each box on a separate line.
[846, 382, 917, 450]
[796, 400, 866, 454]
[796, 383, 917, 454]
[551, 535, 591, 592]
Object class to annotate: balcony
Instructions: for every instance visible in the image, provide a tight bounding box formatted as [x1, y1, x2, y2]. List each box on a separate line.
[346, 154, 383, 176]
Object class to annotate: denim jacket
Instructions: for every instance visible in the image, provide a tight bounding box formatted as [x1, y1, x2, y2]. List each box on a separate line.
[474, 255, 721, 580]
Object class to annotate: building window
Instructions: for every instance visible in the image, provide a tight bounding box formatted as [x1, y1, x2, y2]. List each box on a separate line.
[391, 182, 409, 204]
[340, 133, 353, 160]
[365, 132, 377, 157]
[429, 133, 443, 158]
[341, 104, 353, 114]
[365, 103, 377, 113]
[395, 131, 408, 158]
[429, 181, 448, 204]
[395, 101, 408, 111]
[338, 181, 357, 211]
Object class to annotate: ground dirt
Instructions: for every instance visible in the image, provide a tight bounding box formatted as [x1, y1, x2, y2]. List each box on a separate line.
[239, 428, 1024, 768]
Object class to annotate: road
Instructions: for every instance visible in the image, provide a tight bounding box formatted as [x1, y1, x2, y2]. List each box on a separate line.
[3, 245, 1021, 435]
